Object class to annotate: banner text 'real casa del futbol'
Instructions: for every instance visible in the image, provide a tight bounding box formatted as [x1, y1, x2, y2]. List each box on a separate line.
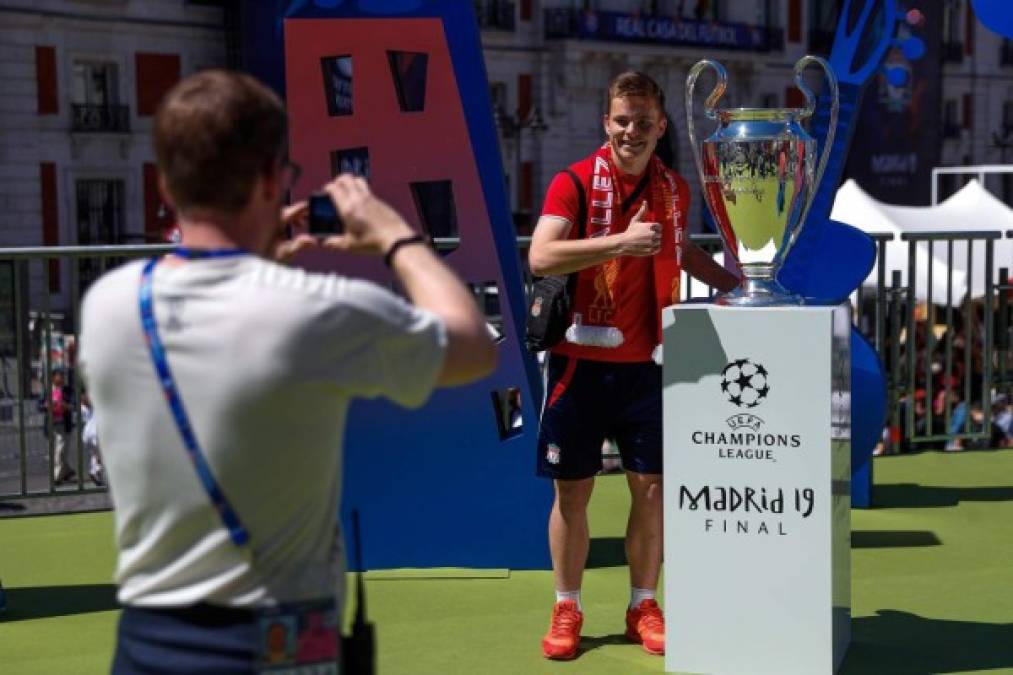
[546, 9, 776, 51]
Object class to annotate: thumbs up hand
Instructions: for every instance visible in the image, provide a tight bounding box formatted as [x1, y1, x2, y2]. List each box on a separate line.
[620, 201, 662, 257]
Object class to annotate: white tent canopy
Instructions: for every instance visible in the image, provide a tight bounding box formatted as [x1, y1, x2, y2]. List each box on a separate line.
[830, 179, 966, 301]
[831, 179, 1013, 300]
[874, 179, 1013, 297]
[681, 179, 1012, 302]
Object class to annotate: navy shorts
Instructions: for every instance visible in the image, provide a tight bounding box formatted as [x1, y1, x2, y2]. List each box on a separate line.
[113, 604, 258, 674]
[113, 602, 340, 674]
[537, 354, 662, 480]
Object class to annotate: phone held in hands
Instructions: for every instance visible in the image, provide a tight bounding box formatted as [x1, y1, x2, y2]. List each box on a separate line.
[308, 192, 344, 236]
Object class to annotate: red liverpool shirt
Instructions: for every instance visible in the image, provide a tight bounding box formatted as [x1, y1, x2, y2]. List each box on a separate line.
[540, 157, 657, 363]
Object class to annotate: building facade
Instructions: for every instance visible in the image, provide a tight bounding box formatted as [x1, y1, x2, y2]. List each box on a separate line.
[934, 0, 1013, 199]
[1, 1, 1010, 260]
[482, 0, 795, 233]
[479, 0, 1013, 231]
[0, 0, 228, 294]
[0, 0, 234, 357]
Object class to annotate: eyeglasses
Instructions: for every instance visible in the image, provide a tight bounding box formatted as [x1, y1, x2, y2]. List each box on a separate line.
[281, 159, 302, 192]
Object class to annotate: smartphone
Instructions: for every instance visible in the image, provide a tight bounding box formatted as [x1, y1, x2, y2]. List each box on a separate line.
[308, 192, 343, 236]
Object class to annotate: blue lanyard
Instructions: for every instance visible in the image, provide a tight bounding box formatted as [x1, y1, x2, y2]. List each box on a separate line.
[172, 247, 249, 260]
[139, 249, 250, 547]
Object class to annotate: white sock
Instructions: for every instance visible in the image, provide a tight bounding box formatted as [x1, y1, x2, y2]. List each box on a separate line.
[630, 587, 655, 609]
[555, 590, 582, 611]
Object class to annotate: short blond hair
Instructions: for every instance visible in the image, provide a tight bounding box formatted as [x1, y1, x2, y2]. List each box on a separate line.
[606, 71, 666, 113]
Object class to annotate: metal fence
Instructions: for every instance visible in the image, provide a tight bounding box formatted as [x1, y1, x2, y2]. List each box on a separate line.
[0, 245, 171, 500]
[1, 231, 1011, 500]
[879, 231, 1010, 452]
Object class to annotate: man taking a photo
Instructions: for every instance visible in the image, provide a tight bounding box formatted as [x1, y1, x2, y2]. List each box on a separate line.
[79, 69, 496, 673]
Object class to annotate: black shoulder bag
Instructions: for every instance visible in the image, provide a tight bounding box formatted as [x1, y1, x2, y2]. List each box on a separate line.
[524, 169, 586, 353]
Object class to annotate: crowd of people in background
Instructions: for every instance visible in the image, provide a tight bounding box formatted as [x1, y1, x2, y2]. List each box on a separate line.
[30, 332, 105, 487]
[876, 301, 1013, 455]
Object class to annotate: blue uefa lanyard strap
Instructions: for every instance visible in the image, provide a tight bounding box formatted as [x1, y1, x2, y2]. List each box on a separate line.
[139, 248, 250, 547]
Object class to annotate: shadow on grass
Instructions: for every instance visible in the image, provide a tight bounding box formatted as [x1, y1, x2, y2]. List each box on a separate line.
[589, 530, 940, 566]
[851, 530, 941, 548]
[578, 633, 631, 654]
[586, 537, 626, 569]
[878, 446, 1004, 458]
[1, 584, 119, 622]
[842, 610, 1013, 674]
[874, 483, 1013, 508]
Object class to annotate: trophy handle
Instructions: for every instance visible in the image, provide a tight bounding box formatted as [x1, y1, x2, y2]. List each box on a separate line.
[793, 55, 839, 227]
[685, 59, 727, 207]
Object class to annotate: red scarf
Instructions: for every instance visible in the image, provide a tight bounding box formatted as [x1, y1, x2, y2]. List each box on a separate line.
[566, 144, 687, 359]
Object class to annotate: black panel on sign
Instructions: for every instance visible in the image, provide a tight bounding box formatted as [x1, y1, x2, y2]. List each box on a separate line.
[330, 146, 370, 179]
[468, 280, 503, 343]
[491, 387, 523, 440]
[410, 180, 457, 253]
[387, 51, 428, 112]
[321, 55, 353, 116]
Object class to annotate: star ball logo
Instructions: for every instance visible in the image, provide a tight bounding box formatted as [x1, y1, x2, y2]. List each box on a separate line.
[720, 358, 770, 409]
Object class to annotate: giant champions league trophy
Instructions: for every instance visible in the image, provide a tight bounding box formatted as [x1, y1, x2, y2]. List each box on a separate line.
[686, 56, 839, 306]
[661, 56, 852, 674]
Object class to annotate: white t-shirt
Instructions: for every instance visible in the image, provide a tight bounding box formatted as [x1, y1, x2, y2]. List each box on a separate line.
[78, 255, 446, 608]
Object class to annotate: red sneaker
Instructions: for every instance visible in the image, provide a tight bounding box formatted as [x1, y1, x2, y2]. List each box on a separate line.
[541, 600, 583, 660]
[625, 598, 665, 655]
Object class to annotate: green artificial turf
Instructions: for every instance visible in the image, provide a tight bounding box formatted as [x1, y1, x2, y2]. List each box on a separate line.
[2, 449, 1012, 674]
[0, 512, 119, 674]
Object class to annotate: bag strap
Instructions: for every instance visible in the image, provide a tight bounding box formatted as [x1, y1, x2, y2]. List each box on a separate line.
[622, 169, 652, 214]
[562, 168, 586, 240]
[559, 168, 588, 306]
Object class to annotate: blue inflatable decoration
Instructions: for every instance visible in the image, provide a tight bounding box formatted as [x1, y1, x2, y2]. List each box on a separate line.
[901, 36, 926, 61]
[778, 0, 906, 507]
[850, 331, 887, 508]
[885, 66, 909, 87]
[971, 0, 1013, 39]
[778, 0, 898, 303]
[246, 1, 550, 570]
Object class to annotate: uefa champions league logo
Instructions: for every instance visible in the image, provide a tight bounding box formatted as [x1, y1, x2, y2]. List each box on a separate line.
[720, 359, 770, 409]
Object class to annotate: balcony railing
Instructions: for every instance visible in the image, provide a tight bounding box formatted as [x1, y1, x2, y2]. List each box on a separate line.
[71, 104, 130, 133]
[475, 1, 515, 31]
[544, 8, 783, 52]
[943, 41, 964, 64]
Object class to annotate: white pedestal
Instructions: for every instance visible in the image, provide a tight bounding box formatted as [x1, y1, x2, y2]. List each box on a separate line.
[662, 305, 851, 675]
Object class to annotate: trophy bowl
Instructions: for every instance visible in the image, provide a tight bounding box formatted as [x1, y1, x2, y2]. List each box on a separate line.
[686, 56, 839, 306]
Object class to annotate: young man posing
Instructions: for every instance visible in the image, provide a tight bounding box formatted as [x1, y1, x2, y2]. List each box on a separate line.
[529, 71, 736, 660]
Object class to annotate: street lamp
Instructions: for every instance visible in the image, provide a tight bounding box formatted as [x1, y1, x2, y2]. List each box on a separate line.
[990, 130, 1012, 205]
[494, 105, 548, 232]
[495, 104, 548, 138]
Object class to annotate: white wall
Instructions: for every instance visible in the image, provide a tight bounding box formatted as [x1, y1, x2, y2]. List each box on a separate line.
[0, 1, 226, 314]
